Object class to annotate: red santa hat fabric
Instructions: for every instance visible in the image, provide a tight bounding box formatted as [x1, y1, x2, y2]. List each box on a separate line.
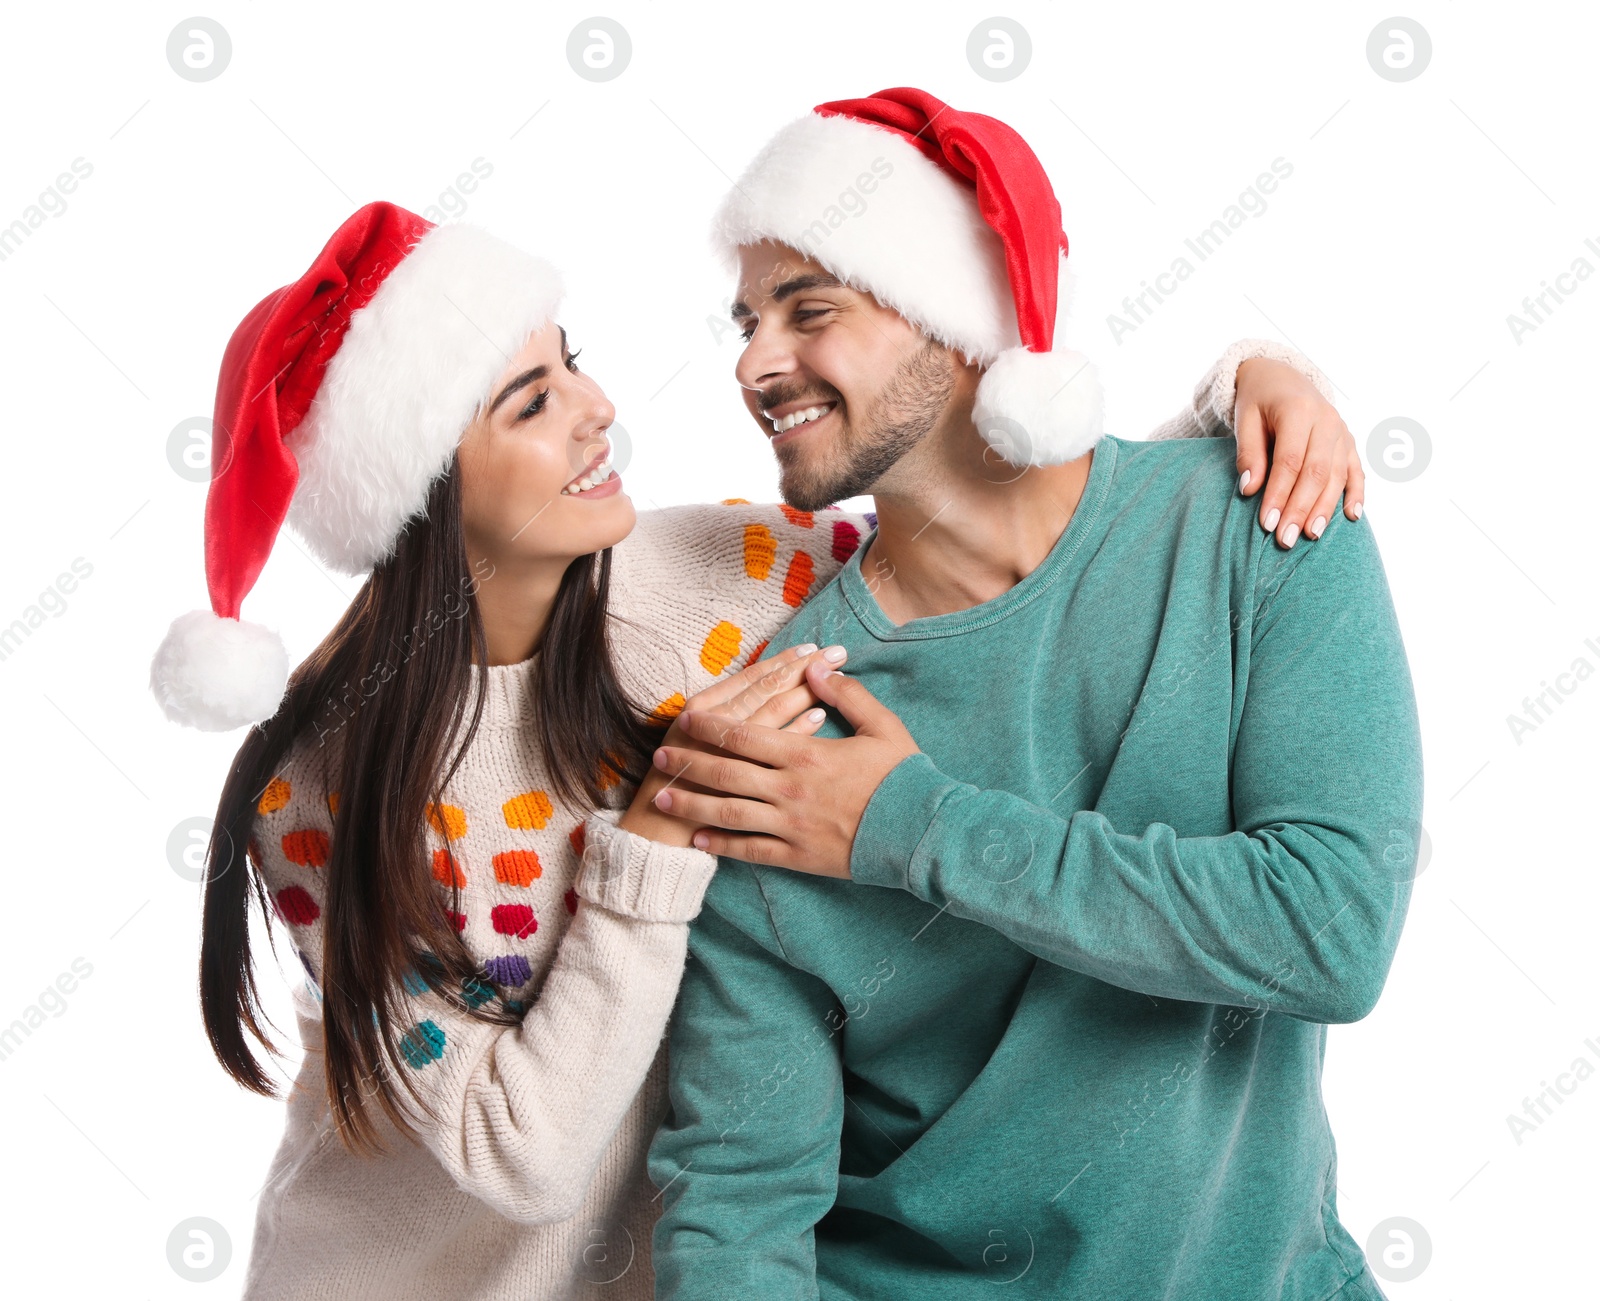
[150, 200, 562, 731]
[713, 86, 1103, 467]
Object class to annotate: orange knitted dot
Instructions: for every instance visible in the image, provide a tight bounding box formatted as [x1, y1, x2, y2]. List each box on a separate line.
[569, 823, 586, 857]
[652, 693, 687, 724]
[743, 523, 776, 580]
[779, 504, 815, 528]
[720, 497, 751, 505]
[493, 849, 542, 886]
[282, 829, 330, 869]
[782, 550, 816, 607]
[699, 620, 743, 675]
[503, 790, 554, 830]
[257, 778, 291, 814]
[427, 803, 468, 840]
[747, 638, 770, 665]
[597, 752, 623, 791]
[432, 849, 466, 887]
[327, 791, 340, 817]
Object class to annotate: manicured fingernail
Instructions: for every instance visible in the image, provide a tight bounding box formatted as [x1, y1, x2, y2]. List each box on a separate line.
[1281, 522, 1300, 546]
[795, 642, 818, 656]
[1350, 501, 1363, 520]
[1263, 508, 1280, 531]
[654, 789, 673, 810]
[653, 749, 669, 770]
[1239, 470, 1251, 492]
[823, 645, 847, 662]
[1310, 515, 1326, 538]
[807, 708, 825, 723]
[692, 832, 710, 849]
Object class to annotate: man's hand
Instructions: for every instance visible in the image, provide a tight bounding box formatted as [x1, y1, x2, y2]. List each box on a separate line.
[618, 642, 846, 848]
[1234, 357, 1363, 548]
[648, 659, 919, 876]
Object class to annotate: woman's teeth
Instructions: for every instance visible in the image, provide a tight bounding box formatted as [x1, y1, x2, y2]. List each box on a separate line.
[561, 458, 615, 494]
[770, 403, 834, 433]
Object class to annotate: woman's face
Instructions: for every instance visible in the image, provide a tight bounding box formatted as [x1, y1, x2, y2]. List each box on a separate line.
[457, 321, 635, 569]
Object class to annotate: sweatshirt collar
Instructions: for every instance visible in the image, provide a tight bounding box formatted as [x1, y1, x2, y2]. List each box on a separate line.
[838, 436, 1119, 641]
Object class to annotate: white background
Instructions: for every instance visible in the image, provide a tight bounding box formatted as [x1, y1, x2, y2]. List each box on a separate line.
[0, 2, 1595, 1296]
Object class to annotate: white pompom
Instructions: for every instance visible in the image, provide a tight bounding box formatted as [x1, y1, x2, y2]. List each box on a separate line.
[149, 609, 290, 732]
[972, 347, 1105, 467]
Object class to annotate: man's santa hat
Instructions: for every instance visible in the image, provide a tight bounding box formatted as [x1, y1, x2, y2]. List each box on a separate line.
[149, 201, 563, 732]
[714, 86, 1103, 467]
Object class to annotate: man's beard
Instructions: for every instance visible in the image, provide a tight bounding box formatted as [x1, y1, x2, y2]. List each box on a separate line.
[773, 340, 954, 511]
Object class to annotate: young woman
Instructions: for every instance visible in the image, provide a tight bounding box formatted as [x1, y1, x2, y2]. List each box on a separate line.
[149, 201, 1351, 1299]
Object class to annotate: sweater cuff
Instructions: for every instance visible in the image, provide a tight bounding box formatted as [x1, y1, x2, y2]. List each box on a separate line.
[576, 808, 718, 923]
[849, 753, 955, 893]
[1152, 338, 1335, 440]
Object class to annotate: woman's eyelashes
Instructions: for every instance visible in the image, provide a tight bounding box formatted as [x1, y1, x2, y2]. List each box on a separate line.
[515, 350, 582, 421]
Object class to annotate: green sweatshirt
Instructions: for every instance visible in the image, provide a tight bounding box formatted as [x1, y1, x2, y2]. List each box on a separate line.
[648, 434, 1423, 1301]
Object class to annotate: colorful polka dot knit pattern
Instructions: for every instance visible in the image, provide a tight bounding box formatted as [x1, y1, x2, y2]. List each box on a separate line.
[240, 501, 869, 1301]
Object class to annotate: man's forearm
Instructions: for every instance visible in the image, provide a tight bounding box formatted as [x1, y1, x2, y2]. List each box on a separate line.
[849, 758, 1406, 1023]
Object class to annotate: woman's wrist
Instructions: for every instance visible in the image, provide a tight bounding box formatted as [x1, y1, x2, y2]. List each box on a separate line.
[618, 772, 697, 848]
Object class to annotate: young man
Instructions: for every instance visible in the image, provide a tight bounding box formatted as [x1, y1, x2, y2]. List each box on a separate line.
[642, 90, 1421, 1299]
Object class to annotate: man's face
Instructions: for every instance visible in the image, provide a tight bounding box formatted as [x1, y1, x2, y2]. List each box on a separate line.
[731, 241, 960, 510]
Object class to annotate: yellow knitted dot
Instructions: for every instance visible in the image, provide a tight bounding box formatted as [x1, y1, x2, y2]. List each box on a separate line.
[744, 523, 776, 580]
[652, 692, 687, 723]
[699, 620, 742, 675]
[427, 803, 468, 840]
[257, 778, 291, 815]
[720, 497, 751, 504]
[503, 789, 554, 830]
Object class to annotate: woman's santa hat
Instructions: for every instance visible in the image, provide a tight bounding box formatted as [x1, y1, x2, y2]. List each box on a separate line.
[149, 201, 563, 732]
[714, 86, 1102, 468]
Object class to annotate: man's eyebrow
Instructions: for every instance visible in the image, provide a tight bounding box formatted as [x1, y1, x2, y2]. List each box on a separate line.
[729, 272, 845, 320]
[489, 365, 549, 414]
[772, 273, 843, 302]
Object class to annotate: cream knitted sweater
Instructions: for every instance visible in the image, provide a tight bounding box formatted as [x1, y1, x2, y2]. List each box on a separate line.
[236, 341, 1319, 1300]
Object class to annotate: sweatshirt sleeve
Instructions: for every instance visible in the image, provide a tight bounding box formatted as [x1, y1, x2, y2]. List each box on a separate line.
[256, 779, 718, 1225]
[1146, 338, 1337, 440]
[647, 864, 845, 1299]
[847, 514, 1423, 1025]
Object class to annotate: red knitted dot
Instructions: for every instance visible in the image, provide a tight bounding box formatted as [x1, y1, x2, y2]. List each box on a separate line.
[831, 519, 862, 562]
[569, 823, 586, 857]
[444, 908, 467, 933]
[274, 886, 319, 926]
[747, 638, 770, 665]
[492, 904, 538, 938]
[564, 888, 579, 915]
[282, 829, 330, 869]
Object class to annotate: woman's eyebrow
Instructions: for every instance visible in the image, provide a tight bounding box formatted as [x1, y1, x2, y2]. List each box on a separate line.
[489, 365, 549, 414]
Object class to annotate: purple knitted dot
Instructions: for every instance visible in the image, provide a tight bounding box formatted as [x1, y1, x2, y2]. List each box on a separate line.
[863, 511, 877, 531]
[484, 954, 533, 988]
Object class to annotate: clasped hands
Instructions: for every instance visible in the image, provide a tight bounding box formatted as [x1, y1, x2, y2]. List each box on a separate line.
[616, 642, 916, 879]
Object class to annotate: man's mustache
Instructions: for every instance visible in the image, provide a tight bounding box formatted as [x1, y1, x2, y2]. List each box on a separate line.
[758, 382, 846, 413]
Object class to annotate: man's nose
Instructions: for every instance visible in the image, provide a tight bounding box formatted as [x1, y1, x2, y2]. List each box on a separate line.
[734, 320, 793, 393]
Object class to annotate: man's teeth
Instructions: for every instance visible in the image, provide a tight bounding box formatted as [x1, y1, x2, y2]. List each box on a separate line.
[770, 403, 834, 433]
[561, 458, 615, 494]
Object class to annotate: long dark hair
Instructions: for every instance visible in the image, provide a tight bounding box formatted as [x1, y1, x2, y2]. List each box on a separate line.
[199, 455, 668, 1154]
